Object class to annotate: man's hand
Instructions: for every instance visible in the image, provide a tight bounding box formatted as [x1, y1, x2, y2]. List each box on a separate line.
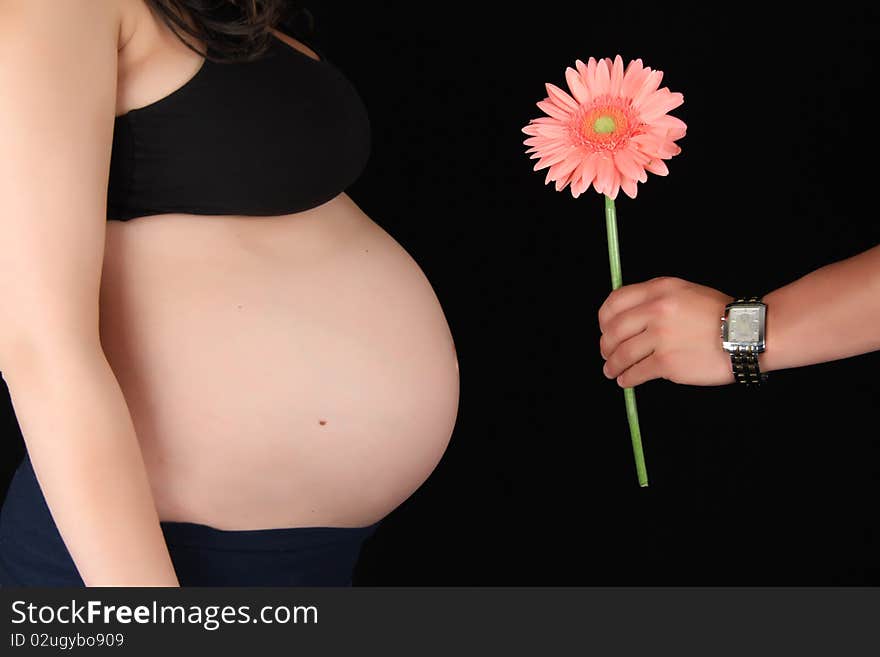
[598, 276, 736, 387]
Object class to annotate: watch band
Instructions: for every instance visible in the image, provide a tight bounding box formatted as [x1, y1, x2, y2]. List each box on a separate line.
[730, 345, 767, 386]
[729, 296, 767, 387]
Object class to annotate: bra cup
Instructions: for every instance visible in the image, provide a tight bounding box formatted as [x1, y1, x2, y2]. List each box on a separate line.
[107, 36, 371, 221]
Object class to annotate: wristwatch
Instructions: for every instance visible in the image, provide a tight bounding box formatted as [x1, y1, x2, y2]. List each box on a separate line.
[720, 296, 768, 387]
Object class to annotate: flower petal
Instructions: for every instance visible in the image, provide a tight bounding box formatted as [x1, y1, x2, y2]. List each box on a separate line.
[645, 158, 669, 176]
[637, 89, 685, 123]
[572, 152, 600, 195]
[536, 99, 571, 121]
[522, 124, 540, 136]
[607, 167, 621, 200]
[523, 118, 565, 135]
[579, 151, 600, 182]
[621, 176, 639, 199]
[554, 169, 575, 191]
[609, 55, 625, 97]
[631, 133, 663, 158]
[522, 133, 557, 144]
[630, 148, 649, 182]
[628, 147, 651, 167]
[581, 57, 599, 95]
[546, 82, 579, 111]
[548, 150, 584, 181]
[595, 154, 614, 195]
[534, 145, 575, 171]
[527, 122, 569, 138]
[523, 138, 560, 152]
[656, 140, 681, 158]
[530, 141, 571, 161]
[565, 66, 591, 105]
[594, 57, 611, 96]
[632, 69, 664, 107]
[651, 114, 687, 140]
[612, 148, 646, 182]
[530, 116, 566, 125]
[621, 58, 646, 99]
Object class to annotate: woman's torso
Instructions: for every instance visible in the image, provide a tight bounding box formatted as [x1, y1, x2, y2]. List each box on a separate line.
[101, 0, 459, 529]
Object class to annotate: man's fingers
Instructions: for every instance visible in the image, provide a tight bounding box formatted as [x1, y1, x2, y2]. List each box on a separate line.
[616, 353, 661, 388]
[598, 276, 682, 331]
[599, 298, 664, 359]
[603, 330, 654, 379]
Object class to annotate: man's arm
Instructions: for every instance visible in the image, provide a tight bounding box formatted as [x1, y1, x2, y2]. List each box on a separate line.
[597, 244, 880, 387]
[759, 243, 880, 373]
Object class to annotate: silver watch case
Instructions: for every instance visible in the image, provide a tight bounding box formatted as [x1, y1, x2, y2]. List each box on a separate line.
[721, 301, 766, 353]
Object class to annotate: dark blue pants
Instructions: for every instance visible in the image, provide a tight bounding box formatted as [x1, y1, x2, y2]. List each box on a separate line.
[0, 453, 380, 586]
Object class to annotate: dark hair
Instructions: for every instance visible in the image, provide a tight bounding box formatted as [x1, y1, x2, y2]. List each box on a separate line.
[143, 0, 314, 63]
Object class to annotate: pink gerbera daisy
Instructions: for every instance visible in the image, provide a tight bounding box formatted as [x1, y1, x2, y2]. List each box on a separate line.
[522, 55, 686, 200]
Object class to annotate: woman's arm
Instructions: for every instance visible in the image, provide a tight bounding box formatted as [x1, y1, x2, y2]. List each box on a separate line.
[597, 244, 880, 387]
[0, 0, 178, 586]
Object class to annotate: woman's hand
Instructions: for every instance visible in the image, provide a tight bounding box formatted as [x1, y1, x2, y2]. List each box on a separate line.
[598, 276, 736, 387]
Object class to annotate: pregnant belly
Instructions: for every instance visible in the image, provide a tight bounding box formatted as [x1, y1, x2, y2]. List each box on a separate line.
[99, 194, 460, 529]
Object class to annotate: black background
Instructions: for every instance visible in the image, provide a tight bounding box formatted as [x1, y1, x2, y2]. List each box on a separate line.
[2, 4, 878, 585]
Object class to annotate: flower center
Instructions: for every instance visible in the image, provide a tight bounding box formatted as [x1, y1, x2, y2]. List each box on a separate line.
[572, 97, 641, 152]
[592, 115, 616, 134]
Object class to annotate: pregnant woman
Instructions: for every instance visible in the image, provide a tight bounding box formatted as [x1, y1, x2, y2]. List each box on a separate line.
[0, 0, 459, 586]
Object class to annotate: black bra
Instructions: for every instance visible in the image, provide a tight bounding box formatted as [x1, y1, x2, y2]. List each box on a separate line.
[107, 33, 371, 221]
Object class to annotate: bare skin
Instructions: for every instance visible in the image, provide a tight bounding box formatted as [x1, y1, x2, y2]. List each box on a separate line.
[0, 0, 458, 585]
[598, 244, 880, 387]
[101, 194, 460, 529]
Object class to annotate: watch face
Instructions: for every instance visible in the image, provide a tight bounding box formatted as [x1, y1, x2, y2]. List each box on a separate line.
[728, 307, 761, 343]
[723, 303, 766, 350]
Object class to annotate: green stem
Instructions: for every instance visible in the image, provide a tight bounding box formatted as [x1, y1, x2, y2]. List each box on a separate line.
[604, 195, 649, 488]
